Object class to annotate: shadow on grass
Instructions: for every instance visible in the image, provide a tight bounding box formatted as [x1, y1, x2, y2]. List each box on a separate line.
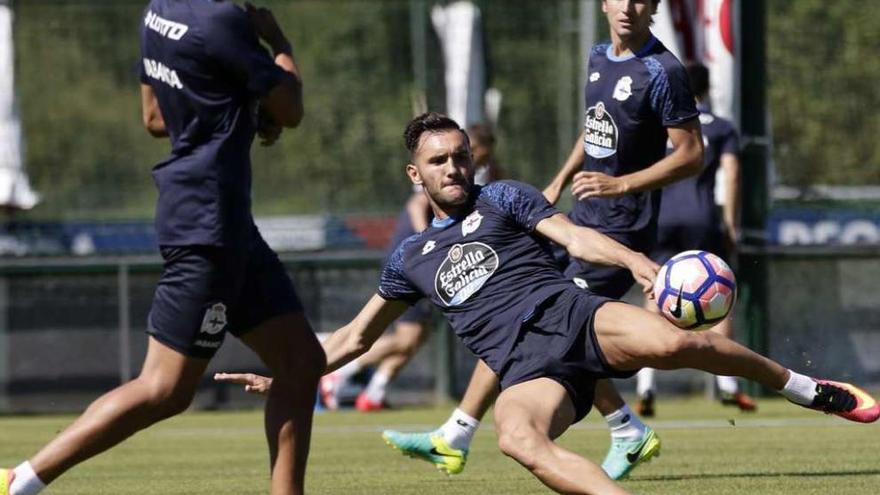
[632, 469, 880, 482]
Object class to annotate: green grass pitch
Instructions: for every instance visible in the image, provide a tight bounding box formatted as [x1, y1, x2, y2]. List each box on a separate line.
[2, 397, 878, 494]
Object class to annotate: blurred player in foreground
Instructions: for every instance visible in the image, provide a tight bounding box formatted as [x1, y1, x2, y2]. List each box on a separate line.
[217, 112, 879, 495]
[2, 3, 324, 495]
[635, 63, 756, 417]
[319, 124, 503, 412]
[380, 0, 704, 480]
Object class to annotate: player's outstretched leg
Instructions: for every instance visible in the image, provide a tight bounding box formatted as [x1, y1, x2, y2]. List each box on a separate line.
[711, 318, 757, 411]
[3, 337, 208, 495]
[383, 359, 498, 474]
[594, 302, 880, 424]
[494, 378, 630, 495]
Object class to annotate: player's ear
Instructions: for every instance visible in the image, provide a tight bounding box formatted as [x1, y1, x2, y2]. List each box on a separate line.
[406, 163, 423, 185]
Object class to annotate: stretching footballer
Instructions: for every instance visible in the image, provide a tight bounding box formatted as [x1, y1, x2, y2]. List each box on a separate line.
[218, 112, 879, 495]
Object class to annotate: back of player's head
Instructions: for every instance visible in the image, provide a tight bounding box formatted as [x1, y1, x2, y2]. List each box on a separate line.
[404, 112, 468, 155]
[467, 123, 496, 147]
[687, 63, 710, 97]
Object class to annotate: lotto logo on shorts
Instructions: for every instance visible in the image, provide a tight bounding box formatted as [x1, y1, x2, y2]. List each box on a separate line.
[200, 303, 228, 335]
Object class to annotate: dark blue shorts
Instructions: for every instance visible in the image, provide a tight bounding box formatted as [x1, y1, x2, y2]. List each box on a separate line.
[147, 231, 303, 359]
[500, 288, 632, 423]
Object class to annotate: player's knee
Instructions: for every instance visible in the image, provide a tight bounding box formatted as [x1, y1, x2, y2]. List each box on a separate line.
[141, 378, 196, 418]
[496, 420, 544, 470]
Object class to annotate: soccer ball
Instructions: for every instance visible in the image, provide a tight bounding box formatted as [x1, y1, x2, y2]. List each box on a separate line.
[653, 250, 736, 331]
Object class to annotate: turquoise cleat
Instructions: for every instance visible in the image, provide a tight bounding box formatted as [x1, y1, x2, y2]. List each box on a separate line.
[1, 468, 13, 495]
[600, 427, 661, 480]
[382, 430, 468, 475]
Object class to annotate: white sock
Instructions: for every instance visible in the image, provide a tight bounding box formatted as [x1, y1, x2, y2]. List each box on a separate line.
[716, 375, 739, 395]
[363, 370, 390, 403]
[636, 368, 656, 397]
[439, 408, 480, 451]
[605, 404, 646, 441]
[780, 370, 818, 406]
[10, 462, 46, 495]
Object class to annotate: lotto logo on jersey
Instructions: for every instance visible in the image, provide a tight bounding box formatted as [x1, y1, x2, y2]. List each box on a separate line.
[144, 10, 189, 40]
[434, 242, 499, 306]
[583, 101, 618, 159]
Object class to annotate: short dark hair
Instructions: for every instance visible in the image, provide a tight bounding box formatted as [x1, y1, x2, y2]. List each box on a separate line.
[686, 63, 710, 97]
[404, 112, 467, 155]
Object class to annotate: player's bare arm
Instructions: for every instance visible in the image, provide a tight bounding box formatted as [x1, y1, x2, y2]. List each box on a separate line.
[217, 295, 408, 394]
[542, 131, 586, 204]
[246, 2, 304, 128]
[535, 213, 659, 294]
[140, 84, 167, 138]
[321, 295, 409, 372]
[572, 119, 704, 200]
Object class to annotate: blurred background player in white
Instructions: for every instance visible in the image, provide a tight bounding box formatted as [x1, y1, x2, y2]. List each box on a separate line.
[319, 123, 503, 412]
[380, 0, 705, 480]
[635, 63, 756, 417]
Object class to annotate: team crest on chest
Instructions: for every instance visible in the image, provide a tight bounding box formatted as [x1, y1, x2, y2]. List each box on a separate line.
[462, 210, 484, 237]
[584, 101, 618, 159]
[613, 76, 633, 101]
[589, 71, 601, 82]
[422, 240, 436, 255]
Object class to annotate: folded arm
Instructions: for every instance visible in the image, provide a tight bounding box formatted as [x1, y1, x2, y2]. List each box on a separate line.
[535, 213, 659, 294]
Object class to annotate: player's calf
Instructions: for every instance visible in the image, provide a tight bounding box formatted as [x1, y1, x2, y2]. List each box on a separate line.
[495, 418, 547, 472]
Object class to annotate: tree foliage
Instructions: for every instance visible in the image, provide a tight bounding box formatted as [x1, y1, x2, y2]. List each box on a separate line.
[11, 0, 876, 222]
[768, 0, 880, 186]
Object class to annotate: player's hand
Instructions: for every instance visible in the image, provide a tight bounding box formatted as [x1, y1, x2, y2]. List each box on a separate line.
[213, 372, 273, 395]
[256, 105, 282, 146]
[571, 171, 629, 200]
[244, 3, 289, 52]
[627, 253, 660, 297]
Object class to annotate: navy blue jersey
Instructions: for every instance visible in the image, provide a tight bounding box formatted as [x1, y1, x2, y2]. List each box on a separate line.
[378, 181, 573, 373]
[573, 35, 698, 244]
[659, 106, 738, 228]
[140, 0, 288, 247]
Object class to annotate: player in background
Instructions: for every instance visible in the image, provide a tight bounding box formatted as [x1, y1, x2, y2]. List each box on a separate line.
[635, 63, 756, 416]
[217, 112, 880, 495]
[1, 3, 324, 495]
[381, 0, 704, 480]
[319, 123, 503, 412]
